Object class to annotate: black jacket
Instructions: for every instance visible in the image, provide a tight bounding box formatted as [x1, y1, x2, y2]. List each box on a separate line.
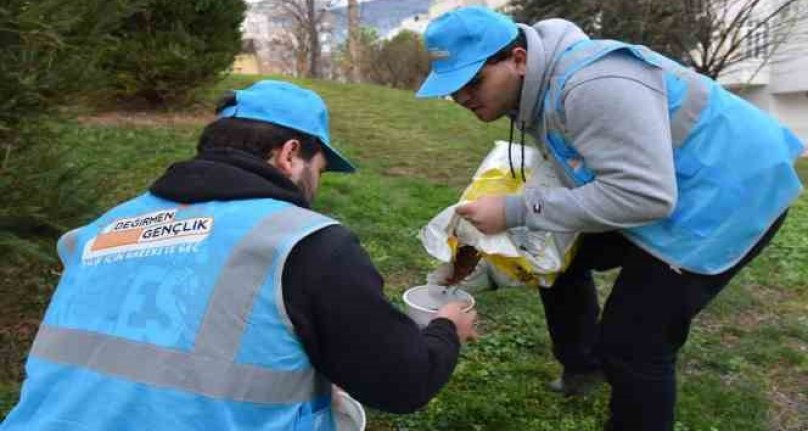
[150, 148, 460, 413]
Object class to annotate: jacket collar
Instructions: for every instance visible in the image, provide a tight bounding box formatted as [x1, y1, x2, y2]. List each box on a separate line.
[149, 148, 309, 208]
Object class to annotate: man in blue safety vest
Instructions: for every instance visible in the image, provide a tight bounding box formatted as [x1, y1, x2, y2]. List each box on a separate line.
[2, 80, 478, 431]
[416, 6, 803, 431]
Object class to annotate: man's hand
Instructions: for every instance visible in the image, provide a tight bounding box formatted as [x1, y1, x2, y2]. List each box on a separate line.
[455, 195, 507, 235]
[436, 301, 478, 343]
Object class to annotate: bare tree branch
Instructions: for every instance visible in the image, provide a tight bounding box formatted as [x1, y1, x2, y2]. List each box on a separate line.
[273, 0, 334, 78]
[510, 0, 807, 79]
[707, 0, 806, 77]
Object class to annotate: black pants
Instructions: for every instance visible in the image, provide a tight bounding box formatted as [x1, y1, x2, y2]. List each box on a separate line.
[540, 213, 787, 431]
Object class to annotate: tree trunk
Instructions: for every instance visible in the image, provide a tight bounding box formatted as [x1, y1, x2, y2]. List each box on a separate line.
[347, 0, 361, 82]
[307, 0, 321, 78]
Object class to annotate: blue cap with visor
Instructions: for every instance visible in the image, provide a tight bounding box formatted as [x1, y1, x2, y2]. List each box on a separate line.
[416, 6, 518, 98]
[218, 80, 356, 173]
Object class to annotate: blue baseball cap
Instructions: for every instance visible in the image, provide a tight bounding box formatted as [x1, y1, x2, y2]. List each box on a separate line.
[416, 6, 518, 98]
[218, 80, 356, 173]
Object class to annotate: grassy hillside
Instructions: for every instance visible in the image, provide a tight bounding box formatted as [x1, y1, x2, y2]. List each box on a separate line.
[1, 75, 806, 430]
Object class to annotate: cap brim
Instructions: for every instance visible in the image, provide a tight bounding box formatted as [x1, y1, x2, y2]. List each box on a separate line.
[322, 143, 356, 173]
[416, 61, 485, 98]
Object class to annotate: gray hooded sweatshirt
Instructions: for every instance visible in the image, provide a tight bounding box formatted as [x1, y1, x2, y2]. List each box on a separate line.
[503, 19, 677, 233]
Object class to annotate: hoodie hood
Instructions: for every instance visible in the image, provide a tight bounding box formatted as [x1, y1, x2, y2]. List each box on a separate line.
[515, 19, 589, 130]
[149, 148, 309, 208]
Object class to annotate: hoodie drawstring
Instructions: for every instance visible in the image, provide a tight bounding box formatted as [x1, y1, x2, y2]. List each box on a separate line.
[507, 118, 528, 183]
[520, 125, 526, 182]
[508, 118, 516, 179]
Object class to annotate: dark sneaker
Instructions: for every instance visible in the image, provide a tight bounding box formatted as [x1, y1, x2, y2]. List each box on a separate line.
[547, 370, 604, 396]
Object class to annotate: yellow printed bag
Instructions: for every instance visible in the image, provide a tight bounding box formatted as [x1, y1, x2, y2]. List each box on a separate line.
[420, 141, 578, 287]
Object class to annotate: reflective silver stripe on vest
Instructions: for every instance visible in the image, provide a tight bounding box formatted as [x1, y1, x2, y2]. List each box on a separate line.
[33, 205, 337, 404]
[612, 44, 713, 147]
[194, 206, 336, 359]
[57, 228, 81, 261]
[667, 68, 710, 147]
[31, 325, 329, 404]
[553, 39, 624, 79]
[548, 40, 712, 148]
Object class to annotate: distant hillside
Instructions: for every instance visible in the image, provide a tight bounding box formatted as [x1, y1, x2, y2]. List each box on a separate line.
[328, 0, 431, 40]
[252, 0, 431, 41]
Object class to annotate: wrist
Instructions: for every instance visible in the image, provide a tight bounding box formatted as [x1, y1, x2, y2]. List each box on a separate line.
[504, 194, 526, 228]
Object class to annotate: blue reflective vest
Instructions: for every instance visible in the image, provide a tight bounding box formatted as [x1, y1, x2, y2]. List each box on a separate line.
[2, 193, 339, 431]
[539, 39, 804, 274]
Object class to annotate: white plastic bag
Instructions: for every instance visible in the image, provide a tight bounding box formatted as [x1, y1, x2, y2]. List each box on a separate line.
[419, 141, 578, 287]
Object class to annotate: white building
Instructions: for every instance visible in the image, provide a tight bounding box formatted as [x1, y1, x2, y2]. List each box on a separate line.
[719, 0, 808, 148]
[239, 3, 296, 75]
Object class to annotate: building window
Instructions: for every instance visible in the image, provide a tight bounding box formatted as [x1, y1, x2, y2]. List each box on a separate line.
[745, 19, 769, 59]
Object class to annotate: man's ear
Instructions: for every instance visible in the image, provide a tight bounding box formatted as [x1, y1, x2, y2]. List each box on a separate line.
[268, 139, 301, 176]
[511, 47, 528, 76]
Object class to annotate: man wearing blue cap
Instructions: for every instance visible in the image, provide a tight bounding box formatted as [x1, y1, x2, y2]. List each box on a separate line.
[2, 80, 477, 431]
[417, 6, 803, 431]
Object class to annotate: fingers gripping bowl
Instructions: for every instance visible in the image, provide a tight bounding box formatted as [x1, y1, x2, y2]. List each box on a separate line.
[402, 285, 475, 328]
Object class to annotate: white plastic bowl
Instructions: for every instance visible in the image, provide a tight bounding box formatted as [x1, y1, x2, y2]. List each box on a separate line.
[402, 285, 475, 328]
